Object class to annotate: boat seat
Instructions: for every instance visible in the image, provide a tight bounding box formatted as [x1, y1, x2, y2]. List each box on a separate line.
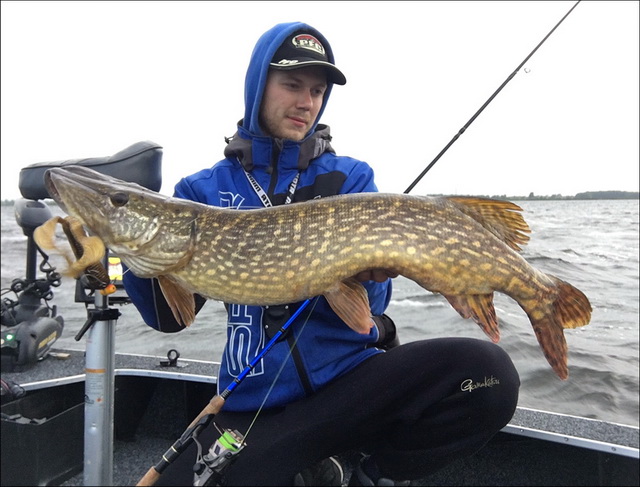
[18, 141, 163, 201]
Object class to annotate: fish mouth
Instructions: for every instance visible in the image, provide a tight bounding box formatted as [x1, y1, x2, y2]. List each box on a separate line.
[44, 168, 69, 213]
[42, 166, 167, 257]
[44, 166, 109, 214]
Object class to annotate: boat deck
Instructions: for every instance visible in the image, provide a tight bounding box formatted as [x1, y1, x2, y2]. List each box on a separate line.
[2, 349, 638, 486]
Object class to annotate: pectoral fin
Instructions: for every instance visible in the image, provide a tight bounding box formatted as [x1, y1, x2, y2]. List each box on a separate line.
[444, 293, 500, 342]
[324, 277, 373, 334]
[158, 275, 196, 327]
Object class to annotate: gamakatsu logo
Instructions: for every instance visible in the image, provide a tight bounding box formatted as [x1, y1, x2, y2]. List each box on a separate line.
[460, 376, 500, 392]
[292, 34, 325, 55]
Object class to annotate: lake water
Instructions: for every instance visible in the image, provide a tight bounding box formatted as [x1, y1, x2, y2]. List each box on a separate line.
[1, 199, 638, 427]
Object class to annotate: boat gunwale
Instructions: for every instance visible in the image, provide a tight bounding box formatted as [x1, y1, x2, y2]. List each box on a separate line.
[4, 350, 637, 459]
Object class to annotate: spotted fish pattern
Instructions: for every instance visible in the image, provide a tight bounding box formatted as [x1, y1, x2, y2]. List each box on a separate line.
[38, 166, 592, 379]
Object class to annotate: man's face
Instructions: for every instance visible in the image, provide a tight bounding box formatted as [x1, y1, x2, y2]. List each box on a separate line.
[259, 66, 328, 141]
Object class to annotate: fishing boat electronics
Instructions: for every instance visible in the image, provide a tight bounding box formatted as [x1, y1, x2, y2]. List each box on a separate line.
[1, 199, 128, 372]
[1, 199, 64, 372]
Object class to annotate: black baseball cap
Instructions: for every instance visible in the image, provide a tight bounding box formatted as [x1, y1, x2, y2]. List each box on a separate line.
[270, 32, 347, 85]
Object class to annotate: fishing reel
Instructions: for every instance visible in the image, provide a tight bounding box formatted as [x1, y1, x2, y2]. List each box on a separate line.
[192, 426, 246, 486]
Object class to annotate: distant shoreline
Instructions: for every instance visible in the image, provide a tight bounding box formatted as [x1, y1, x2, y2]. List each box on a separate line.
[427, 191, 640, 201]
[1, 190, 638, 207]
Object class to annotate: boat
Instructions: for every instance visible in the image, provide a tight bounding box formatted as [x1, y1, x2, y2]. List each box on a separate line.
[2, 142, 638, 486]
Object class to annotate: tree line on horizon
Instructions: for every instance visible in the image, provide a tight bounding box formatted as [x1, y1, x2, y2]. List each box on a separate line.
[430, 190, 639, 201]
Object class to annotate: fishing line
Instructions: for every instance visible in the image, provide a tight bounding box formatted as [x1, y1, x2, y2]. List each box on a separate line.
[403, 0, 581, 195]
[138, 298, 316, 486]
[241, 296, 321, 443]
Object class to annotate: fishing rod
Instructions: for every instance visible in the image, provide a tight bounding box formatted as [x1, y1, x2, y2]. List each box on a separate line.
[404, 0, 581, 194]
[139, 4, 582, 485]
[136, 298, 312, 487]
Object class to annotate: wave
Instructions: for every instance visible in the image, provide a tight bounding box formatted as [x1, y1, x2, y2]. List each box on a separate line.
[389, 296, 448, 309]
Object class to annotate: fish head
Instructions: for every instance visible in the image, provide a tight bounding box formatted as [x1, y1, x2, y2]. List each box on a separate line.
[44, 166, 199, 277]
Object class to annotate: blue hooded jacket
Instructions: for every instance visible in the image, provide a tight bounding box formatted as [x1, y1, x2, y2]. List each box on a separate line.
[123, 22, 392, 411]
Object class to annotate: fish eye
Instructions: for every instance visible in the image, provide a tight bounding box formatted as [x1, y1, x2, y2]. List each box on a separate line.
[110, 192, 129, 207]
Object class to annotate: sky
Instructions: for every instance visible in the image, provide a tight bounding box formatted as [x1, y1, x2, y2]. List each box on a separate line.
[1, 1, 638, 200]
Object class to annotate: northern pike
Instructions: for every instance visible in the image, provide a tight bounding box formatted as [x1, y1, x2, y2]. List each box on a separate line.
[35, 166, 592, 379]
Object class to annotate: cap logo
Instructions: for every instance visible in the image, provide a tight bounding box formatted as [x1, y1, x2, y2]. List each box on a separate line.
[291, 34, 325, 56]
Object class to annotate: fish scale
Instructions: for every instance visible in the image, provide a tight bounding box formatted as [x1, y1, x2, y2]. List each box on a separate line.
[37, 166, 592, 379]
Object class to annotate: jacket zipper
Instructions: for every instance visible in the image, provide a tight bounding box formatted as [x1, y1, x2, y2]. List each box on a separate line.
[266, 139, 314, 396]
[266, 139, 282, 199]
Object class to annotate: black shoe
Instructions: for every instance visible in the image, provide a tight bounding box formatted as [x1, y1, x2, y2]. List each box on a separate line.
[348, 455, 410, 486]
[293, 456, 344, 486]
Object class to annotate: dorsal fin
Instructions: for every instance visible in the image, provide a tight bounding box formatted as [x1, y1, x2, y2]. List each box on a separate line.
[446, 197, 531, 251]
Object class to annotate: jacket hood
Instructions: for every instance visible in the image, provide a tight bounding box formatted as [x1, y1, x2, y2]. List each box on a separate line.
[243, 22, 339, 137]
[224, 123, 336, 171]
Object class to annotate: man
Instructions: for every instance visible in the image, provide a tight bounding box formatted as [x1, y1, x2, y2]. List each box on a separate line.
[124, 22, 520, 486]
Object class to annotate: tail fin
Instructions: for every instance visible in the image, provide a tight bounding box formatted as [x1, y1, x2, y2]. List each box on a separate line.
[527, 277, 592, 380]
[551, 277, 592, 330]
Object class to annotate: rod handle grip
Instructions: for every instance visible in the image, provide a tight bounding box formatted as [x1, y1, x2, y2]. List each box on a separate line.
[136, 466, 160, 486]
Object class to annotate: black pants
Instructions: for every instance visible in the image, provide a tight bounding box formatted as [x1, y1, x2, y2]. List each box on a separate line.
[155, 338, 520, 486]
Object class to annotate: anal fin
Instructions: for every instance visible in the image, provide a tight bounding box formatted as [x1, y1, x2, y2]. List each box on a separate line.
[444, 293, 500, 342]
[323, 277, 373, 334]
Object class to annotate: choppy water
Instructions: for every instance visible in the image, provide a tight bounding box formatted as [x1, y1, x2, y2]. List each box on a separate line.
[1, 199, 638, 427]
